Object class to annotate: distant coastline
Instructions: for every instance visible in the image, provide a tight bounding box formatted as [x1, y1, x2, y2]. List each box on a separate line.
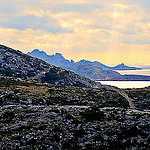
[97, 81, 150, 88]
[116, 69, 150, 76]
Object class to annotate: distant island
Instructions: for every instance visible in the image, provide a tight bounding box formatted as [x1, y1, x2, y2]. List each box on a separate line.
[27, 49, 150, 81]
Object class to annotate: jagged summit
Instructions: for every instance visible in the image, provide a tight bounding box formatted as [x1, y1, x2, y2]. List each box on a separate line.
[27, 49, 145, 80]
[32, 49, 40, 53]
[27, 49, 48, 57]
[53, 53, 65, 60]
[28, 49, 141, 71]
[28, 49, 75, 68]
[55, 53, 62, 56]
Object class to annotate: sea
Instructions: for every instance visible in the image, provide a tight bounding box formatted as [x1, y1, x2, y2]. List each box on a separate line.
[97, 69, 150, 89]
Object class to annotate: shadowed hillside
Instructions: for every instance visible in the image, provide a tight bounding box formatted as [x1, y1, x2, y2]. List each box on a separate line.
[0, 44, 101, 88]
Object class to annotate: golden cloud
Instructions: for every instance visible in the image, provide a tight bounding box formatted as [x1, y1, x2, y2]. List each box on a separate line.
[0, 0, 150, 65]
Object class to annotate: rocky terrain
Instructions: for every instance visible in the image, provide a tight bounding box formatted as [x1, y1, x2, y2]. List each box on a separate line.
[0, 44, 101, 88]
[0, 77, 128, 107]
[0, 45, 51, 79]
[0, 105, 149, 149]
[0, 77, 149, 149]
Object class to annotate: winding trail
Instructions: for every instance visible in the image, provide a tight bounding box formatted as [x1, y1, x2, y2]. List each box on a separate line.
[114, 88, 136, 109]
[101, 84, 136, 109]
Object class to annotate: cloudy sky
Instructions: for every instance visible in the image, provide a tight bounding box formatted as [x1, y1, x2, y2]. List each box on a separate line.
[0, 0, 150, 66]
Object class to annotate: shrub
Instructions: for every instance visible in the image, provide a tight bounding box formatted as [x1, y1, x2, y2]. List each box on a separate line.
[81, 110, 104, 121]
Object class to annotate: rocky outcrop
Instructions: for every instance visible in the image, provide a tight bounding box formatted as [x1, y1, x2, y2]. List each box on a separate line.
[112, 63, 141, 70]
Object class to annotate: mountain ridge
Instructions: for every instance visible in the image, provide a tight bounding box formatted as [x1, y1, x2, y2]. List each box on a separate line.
[27, 49, 141, 70]
[27, 49, 150, 81]
[0, 44, 101, 88]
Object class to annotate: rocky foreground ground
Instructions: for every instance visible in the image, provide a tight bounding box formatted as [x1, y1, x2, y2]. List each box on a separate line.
[0, 77, 150, 149]
[0, 105, 149, 149]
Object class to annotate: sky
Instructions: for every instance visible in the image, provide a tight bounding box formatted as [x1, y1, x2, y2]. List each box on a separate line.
[0, 0, 150, 66]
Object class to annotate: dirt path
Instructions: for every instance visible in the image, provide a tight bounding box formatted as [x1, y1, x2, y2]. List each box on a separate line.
[114, 88, 136, 109]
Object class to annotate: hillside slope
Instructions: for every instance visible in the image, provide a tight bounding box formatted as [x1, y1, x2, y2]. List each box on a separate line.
[71, 64, 121, 80]
[0, 44, 101, 88]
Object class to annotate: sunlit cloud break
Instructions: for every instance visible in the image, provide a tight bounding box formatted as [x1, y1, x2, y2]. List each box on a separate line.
[0, 0, 150, 65]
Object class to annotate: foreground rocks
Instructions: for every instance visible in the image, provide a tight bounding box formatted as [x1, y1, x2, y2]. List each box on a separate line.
[0, 105, 149, 149]
[0, 77, 149, 149]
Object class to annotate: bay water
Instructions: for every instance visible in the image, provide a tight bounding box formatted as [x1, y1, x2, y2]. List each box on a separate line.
[97, 69, 150, 88]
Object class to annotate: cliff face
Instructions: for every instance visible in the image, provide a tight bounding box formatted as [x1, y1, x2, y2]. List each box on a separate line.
[0, 44, 101, 88]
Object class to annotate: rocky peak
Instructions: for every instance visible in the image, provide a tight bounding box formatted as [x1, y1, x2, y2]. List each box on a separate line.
[27, 49, 47, 57]
[118, 63, 125, 67]
[32, 49, 40, 53]
[55, 53, 62, 56]
[53, 53, 64, 60]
